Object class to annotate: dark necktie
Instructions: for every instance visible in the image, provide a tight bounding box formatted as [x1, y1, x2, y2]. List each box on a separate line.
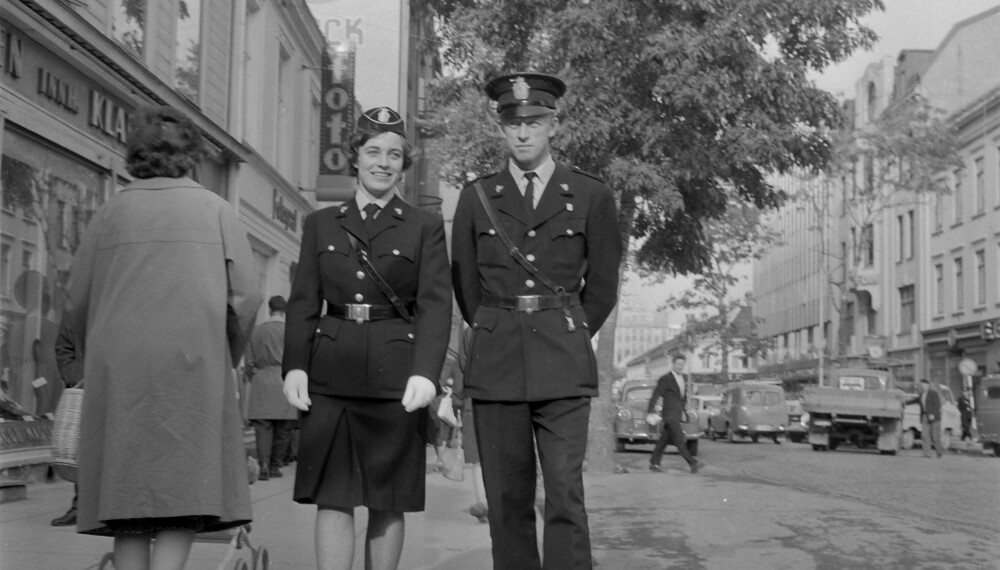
[523, 172, 537, 214]
[363, 203, 381, 228]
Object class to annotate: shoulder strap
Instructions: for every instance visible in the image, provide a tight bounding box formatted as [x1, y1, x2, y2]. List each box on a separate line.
[473, 182, 576, 332]
[346, 232, 414, 324]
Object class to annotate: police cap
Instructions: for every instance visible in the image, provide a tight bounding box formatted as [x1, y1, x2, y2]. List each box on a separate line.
[358, 107, 405, 138]
[485, 73, 566, 118]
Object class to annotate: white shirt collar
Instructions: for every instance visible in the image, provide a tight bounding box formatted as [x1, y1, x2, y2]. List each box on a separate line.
[354, 181, 394, 217]
[508, 155, 556, 195]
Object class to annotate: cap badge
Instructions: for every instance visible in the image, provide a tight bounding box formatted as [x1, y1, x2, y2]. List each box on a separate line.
[377, 108, 391, 123]
[512, 77, 530, 100]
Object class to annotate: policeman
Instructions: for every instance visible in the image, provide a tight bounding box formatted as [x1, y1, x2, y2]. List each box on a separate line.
[451, 73, 623, 570]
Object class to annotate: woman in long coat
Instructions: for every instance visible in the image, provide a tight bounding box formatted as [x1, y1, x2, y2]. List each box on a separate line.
[282, 107, 451, 570]
[65, 106, 261, 569]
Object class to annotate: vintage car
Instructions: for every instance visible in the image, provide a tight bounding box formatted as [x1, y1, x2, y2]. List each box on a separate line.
[708, 380, 787, 443]
[689, 394, 722, 436]
[901, 384, 961, 451]
[785, 398, 808, 443]
[613, 379, 700, 456]
[975, 374, 1000, 457]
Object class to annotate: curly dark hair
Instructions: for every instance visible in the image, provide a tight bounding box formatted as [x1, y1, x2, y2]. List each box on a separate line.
[347, 129, 413, 177]
[126, 105, 204, 179]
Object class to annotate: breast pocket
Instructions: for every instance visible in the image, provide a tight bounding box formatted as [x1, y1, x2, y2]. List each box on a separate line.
[475, 218, 515, 267]
[549, 218, 586, 265]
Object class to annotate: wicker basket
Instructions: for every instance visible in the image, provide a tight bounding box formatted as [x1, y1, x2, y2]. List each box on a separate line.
[51, 387, 83, 483]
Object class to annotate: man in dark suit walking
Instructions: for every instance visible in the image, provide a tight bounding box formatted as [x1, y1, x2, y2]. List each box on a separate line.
[646, 354, 704, 473]
[906, 379, 945, 458]
[451, 72, 623, 570]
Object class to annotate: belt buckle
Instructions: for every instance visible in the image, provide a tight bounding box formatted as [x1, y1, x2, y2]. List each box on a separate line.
[346, 303, 371, 324]
[515, 295, 541, 315]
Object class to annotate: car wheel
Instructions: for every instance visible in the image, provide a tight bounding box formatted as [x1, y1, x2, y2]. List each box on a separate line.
[829, 439, 840, 451]
[940, 429, 952, 452]
[772, 435, 781, 444]
[727, 426, 736, 443]
[687, 438, 699, 457]
[615, 439, 626, 452]
[750, 434, 760, 443]
[993, 444, 1000, 457]
[901, 428, 916, 450]
[811, 444, 827, 452]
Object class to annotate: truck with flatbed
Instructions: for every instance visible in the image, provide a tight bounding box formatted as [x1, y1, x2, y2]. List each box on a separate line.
[801, 368, 906, 455]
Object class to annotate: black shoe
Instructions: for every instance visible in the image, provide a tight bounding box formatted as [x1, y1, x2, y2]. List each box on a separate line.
[259, 470, 270, 481]
[269, 467, 283, 478]
[51, 508, 77, 526]
[649, 464, 663, 473]
[690, 460, 704, 474]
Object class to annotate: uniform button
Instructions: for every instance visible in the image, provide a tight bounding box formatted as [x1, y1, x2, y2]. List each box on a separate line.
[327, 245, 335, 251]
[526, 279, 535, 288]
[315, 328, 321, 334]
[526, 254, 535, 262]
[407, 333, 415, 339]
[356, 271, 365, 280]
[392, 249, 400, 255]
[527, 230, 536, 237]
[488, 228, 496, 235]
[355, 293, 364, 302]
[565, 229, 573, 235]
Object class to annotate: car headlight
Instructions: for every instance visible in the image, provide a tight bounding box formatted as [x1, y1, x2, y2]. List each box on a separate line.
[800, 412, 810, 427]
[617, 409, 632, 422]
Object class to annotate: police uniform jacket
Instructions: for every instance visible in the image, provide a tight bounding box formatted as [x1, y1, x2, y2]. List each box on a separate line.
[451, 163, 622, 402]
[283, 195, 452, 398]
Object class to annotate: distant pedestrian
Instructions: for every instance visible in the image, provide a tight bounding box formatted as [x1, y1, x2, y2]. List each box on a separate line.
[958, 389, 974, 441]
[65, 105, 261, 569]
[646, 354, 704, 474]
[50, 314, 83, 527]
[245, 296, 297, 481]
[905, 379, 945, 458]
[282, 107, 452, 570]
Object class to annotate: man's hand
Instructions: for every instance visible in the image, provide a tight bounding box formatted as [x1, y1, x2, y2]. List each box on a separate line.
[283, 369, 311, 411]
[402, 375, 436, 412]
[645, 413, 662, 426]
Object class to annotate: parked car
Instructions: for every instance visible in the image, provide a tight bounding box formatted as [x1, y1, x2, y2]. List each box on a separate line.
[975, 374, 1000, 457]
[785, 398, 808, 443]
[708, 380, 787, 443]
[613, 379, 700, 456]
[689, 394, 722, 437]
[901, 384, 961, 451]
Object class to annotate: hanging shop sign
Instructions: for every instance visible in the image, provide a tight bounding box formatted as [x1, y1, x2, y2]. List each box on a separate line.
[316, 46, 356, 201]
[272, 189, 298, 233]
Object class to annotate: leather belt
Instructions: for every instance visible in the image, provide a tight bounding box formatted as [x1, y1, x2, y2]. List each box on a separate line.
[329, 303, 402, 324]
[482, 293, 580, 315]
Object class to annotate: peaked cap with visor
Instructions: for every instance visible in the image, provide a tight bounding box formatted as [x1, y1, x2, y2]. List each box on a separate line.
[357, 106, 406, 137]
[485, 73, 566, 118]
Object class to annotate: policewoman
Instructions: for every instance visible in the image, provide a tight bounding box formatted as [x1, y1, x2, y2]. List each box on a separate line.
[450, 73, 623, 569]
[282, 107, 452, 570]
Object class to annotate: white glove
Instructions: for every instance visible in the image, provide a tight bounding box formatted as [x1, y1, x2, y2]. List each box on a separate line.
[283, 369, 311, 411]
[401, 375, 436, 412]
[645, 413, 662, 426]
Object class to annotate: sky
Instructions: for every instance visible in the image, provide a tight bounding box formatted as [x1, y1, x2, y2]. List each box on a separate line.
[810, 0, 1000, 99]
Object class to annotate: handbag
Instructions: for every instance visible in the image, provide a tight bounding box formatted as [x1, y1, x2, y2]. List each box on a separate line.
[51, 385, 84, 483]
[441, 426, 464, 481]
[437, 393, 458, 427]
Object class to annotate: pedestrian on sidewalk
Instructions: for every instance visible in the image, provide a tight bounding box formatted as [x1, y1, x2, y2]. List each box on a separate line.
[905, 379, 945, 458]
[64, 105, 261, 570]
[282, 107, 452, 570]
[646, 354, 704, 474]
[50, 313, 84, 527]
[451, 72, 623, 570]
[958, 389, 974, 442]
[245, 295, 297, 481]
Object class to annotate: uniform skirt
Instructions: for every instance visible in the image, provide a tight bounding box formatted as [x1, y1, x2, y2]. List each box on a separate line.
[293, 394, 427, 512]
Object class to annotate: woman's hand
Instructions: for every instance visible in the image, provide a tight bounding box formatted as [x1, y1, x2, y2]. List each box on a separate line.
[283, 369, 311, 411]
[401, 375, 436, 412]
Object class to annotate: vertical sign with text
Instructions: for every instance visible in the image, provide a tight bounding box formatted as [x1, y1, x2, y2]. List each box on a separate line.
[316, 47, 357, 201]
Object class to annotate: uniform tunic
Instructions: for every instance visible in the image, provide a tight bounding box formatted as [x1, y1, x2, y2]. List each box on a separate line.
[66, 177, 261, 536]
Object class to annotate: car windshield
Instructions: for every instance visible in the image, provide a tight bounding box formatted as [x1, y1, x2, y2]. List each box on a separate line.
[625, 387, 653, 405]
[705, 401, 720, 410]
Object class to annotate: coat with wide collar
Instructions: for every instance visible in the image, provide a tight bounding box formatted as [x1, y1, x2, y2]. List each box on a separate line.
[283, 195, 452, 398]
[451, 162, 622, 401]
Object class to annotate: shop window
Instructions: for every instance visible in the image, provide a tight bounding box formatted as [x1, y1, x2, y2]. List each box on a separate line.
[1, 242, 11, 297]
[898, 285, 914, 333]
[175, 0, 202, 102]
[113, 0, 147, 59]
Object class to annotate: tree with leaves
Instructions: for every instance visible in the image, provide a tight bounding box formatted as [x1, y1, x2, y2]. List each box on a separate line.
[421, 0, 885, 471]
[667, 207, 780, 383]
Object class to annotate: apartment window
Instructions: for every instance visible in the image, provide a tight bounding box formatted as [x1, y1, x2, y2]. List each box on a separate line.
[113, 0, 146, 59]
[907, 210, 915, 260]
[899, 285, 914, 333]
[897, 215, 905, 262]
[976, 249, 986, 306]
[175, 0, 202, 102]
[934, 193, 943, 231]
[934, 264, 944, 315]
[975, 157, 985, 214]
[862, 224, 874, 267]
[955, 257, 964, 311]
[0, 243, 10, 297]
[954, 172, 963, 223]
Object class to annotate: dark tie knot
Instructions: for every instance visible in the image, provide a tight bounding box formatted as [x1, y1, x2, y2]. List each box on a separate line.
[363, 203, 381, 222]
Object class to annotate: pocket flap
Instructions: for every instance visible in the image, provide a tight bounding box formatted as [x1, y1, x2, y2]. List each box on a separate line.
[315, 315, 342, 340]
[550, 218, 586, 239]
[472, 310, 498, 333]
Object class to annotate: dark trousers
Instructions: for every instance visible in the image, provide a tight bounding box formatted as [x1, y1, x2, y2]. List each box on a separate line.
[473, 397, 592, 570]
[650, 414, 695, 467]
[251, 419, 292, 472]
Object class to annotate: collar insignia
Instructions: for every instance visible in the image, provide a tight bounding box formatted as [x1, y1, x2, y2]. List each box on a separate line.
[394, 207, 403, 216]
[512, 77, 530, 100]
[560, 184, 569, 192]
[340, 205, 349, 213]
[495, 185, 503, 193]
